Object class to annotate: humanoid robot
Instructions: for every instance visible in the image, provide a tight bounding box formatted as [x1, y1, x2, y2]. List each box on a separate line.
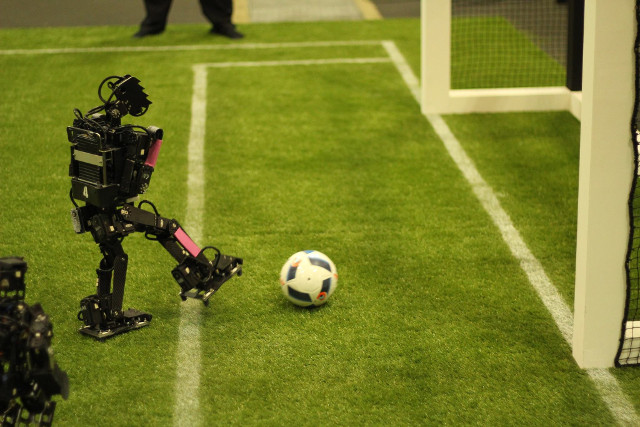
[0, 257, 69, 426]
[67, 75, 243, 339]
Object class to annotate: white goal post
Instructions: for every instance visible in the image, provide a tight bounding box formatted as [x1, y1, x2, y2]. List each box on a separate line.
[573, 0, 635, 368]
[419, 0, 582, 119]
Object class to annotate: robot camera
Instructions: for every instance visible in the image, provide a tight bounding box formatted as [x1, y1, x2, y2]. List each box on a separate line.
[110, 75, 152, 117]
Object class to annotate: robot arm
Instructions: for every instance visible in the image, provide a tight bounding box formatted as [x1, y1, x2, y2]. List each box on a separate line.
[119, 203, 243, 305]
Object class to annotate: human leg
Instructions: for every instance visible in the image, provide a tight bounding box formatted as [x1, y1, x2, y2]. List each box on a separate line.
[200, 0, 244, 38]
[134, 0, 173, 38]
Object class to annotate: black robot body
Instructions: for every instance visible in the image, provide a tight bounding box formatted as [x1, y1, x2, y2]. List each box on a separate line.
[68, 75, 242, 339]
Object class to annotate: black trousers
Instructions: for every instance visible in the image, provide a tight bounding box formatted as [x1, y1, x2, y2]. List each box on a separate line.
[139, 0, 233, 33]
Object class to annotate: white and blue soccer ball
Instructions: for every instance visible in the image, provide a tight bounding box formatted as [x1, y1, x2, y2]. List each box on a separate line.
[279, 250, 338, 307]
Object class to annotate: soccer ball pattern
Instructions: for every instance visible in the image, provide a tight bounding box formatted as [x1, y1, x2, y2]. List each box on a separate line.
[279, 250, 338, 307]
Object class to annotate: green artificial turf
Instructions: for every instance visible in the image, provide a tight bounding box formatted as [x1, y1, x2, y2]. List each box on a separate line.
[0, 17, 635, 425]
[442, 112, 581, 306]
[442, 111, 640, 417]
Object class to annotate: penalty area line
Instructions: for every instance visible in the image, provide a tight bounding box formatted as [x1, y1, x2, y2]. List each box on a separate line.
[173, 64, 208, 427]
[380, 40, 640, 426]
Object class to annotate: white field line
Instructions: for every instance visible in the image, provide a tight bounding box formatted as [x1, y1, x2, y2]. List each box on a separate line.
[426, 110, 575, 343]
[380, 41, 640, 426]
[173, 64, 208, 427]
[199, 57, 391, 68]
[0, 40, 383, 56]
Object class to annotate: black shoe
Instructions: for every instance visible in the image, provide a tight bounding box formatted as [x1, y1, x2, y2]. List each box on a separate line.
[133, 28, 164, 38]
[210, 23, 244, 39]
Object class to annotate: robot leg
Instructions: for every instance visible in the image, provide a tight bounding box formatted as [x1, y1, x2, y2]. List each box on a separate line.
[161, 227, 243, 305]
[78, 243, 151, 339]
[172, 249, 243, 306]
[119, 203, 243, 306]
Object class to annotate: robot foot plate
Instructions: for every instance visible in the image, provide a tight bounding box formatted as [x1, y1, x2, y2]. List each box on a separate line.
[180, 258, 243, 306]
[79, 308, 152, 340]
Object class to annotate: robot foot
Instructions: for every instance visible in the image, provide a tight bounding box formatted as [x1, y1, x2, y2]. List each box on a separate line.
[2, 402, 22, 426]
[1, 401, 56, 427]
[178, 255, 243, 306]
[31, 401, 57, 427]
[78, 308, 152, 340]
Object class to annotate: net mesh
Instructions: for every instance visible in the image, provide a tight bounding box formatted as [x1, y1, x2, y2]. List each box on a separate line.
[451, 0, 568, 89]
[616, 0, 640, 368]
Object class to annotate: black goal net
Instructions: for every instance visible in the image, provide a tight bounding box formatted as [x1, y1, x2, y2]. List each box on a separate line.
[617, 0, 640, 368]
[450, 0, 579, 90]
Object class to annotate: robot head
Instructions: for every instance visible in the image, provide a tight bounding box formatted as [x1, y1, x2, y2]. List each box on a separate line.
[0, 257, 27, 300]
[100, 75, 152, 119]
[67, 75, 163, 208]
